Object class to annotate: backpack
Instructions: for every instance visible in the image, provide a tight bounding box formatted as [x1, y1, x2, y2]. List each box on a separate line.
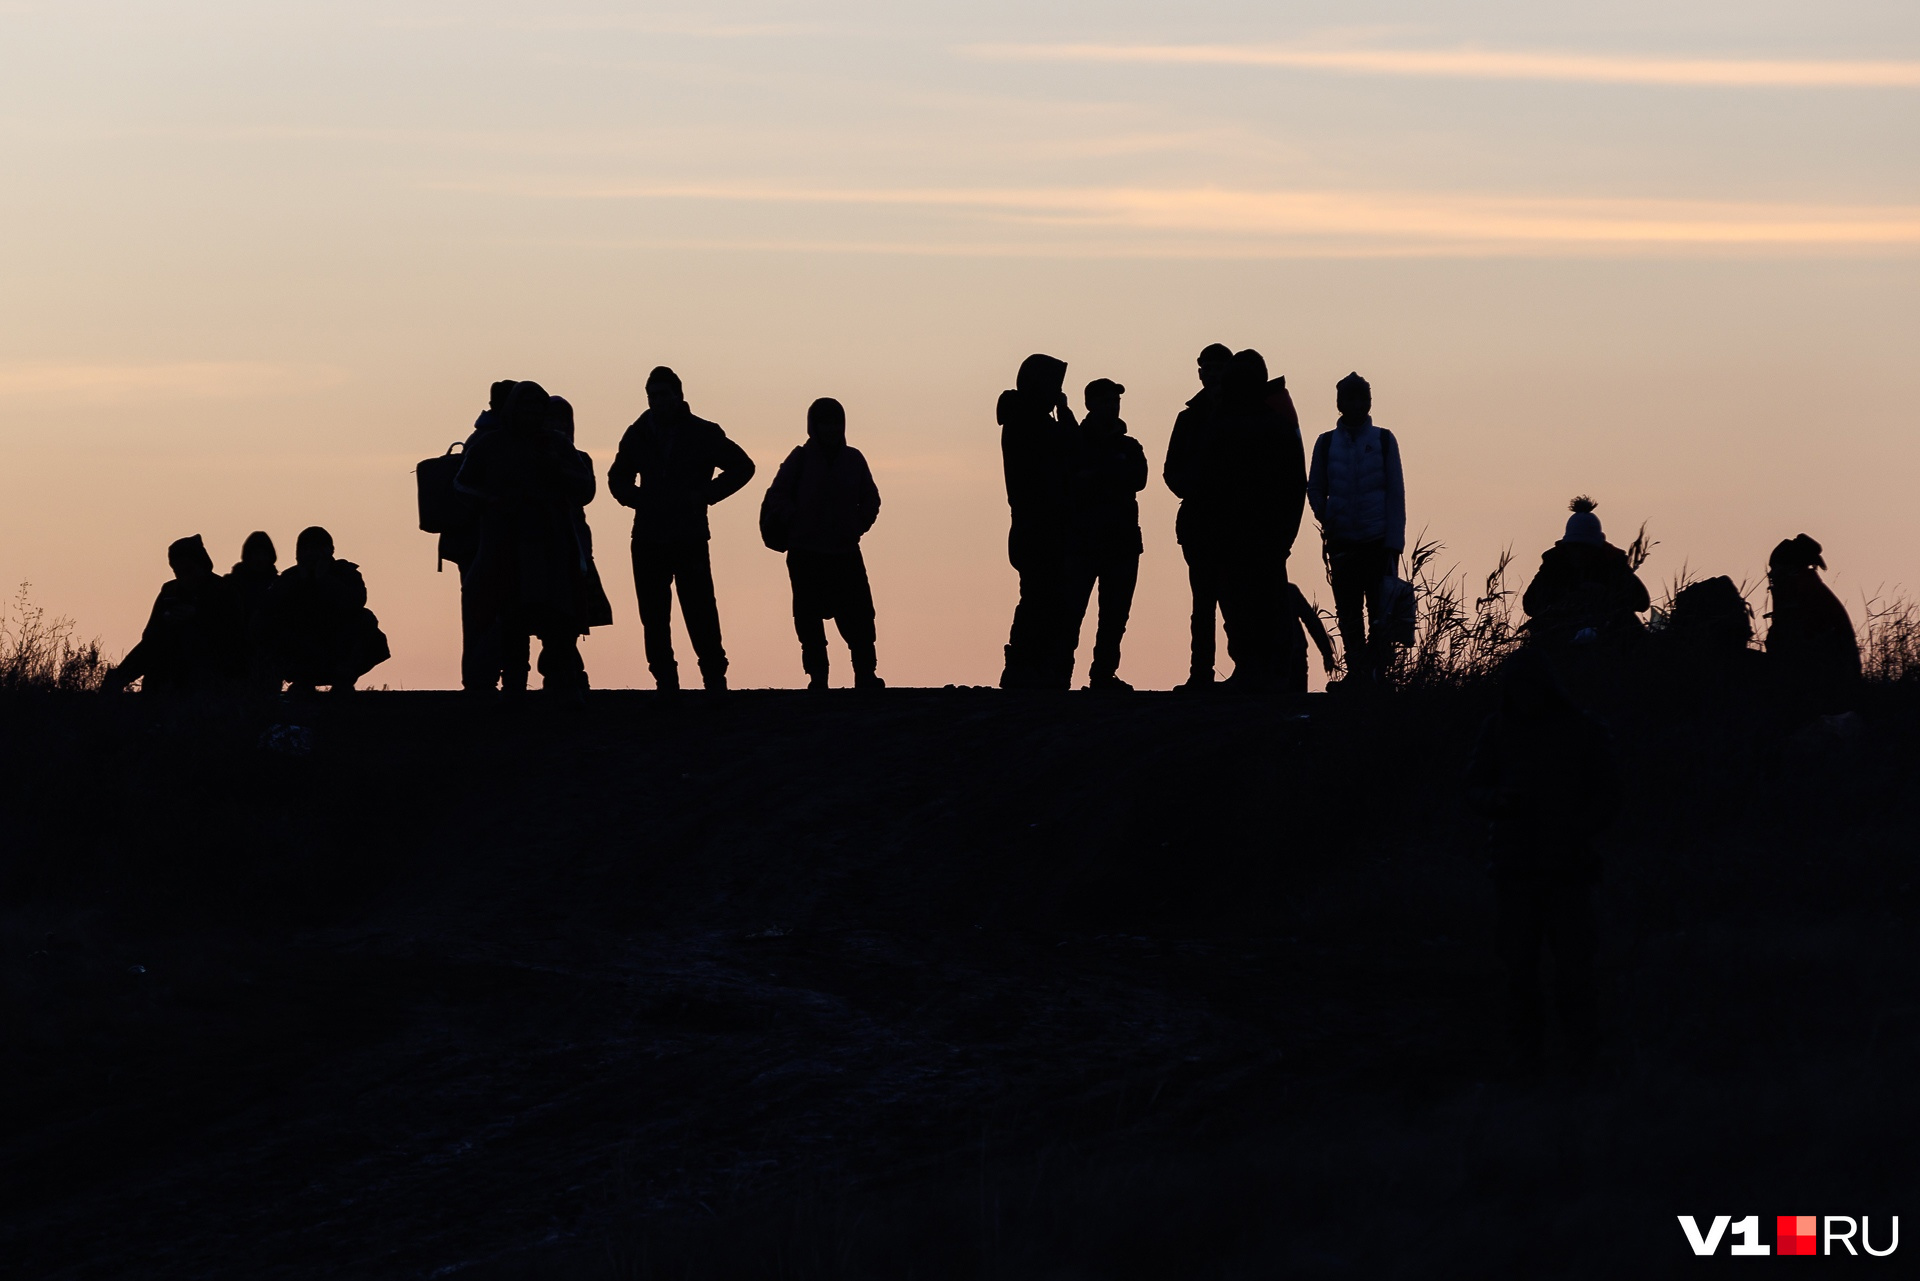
[415, 442, 468, 534]
[1373, 575, 1418, 647]
[1667, 575, 1752, 654]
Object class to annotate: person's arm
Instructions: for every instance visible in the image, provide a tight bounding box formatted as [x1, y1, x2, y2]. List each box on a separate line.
[849, 448, 881, 535]
[1381, 429, 1406, 554]
[705, 430, 756, 505]
[571, 448, 598, 508]
[1162, 412, 1197, 499]
[1277, 417, 1307, 556]
[1294, 586, 1337, 672]
[1053, 391, 1079, 431]
[1122, 437, 1148, 495]
[1305, 432, 1330, 525]
[607, 422, 642, 509]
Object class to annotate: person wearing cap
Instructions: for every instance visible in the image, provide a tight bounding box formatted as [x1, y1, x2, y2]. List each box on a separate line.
[1765, 533, 1859, 708]
[1307, 372, 1406, 683]
[759, 397, 884, 691]
[997, 353, 1080, 690]
[1064, 377, 1147, 691]
[608, 366, 756, 695]
[1520, 497, 1650, 646]
[263, 525, 390, 694]
[105, 534, 243, 691]
[1162, 343, 1236, 690]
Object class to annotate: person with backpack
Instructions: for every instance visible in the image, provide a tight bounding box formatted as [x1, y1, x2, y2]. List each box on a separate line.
[759, 397, 883, 690]
[1307, 372, 1406, 685]
[263, 526, 390, 694]
[1063, 378, 1147, 692]
[1162, 343, 1236, 691]
[997, 353, 1080, 690]
[1520, 497, 1650, 647]
[1765, 533, 1859, 709]
[104, 535, 242, 692]
[455, 381, 600, 698]
[608, 366, 756, 696]
[418, 379, 516, 692]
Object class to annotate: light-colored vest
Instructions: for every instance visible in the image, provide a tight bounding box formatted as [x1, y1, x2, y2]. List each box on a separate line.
[1324, 423, 1387, 542]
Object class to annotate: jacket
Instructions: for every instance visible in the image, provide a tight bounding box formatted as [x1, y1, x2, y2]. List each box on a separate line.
[1073, 413, 1147, 555]
[761, 442, 881, 554]
[1308, 421, 1406, 550]
[456, 422, 601, 632]
[608, 405, 756, 544]
[998, 388, 1078, 566]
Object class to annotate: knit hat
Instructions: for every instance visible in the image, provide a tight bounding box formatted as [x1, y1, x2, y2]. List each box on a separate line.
[1563, 496, 1604, 545]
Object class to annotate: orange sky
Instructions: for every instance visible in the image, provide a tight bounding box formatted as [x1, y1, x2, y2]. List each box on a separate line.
[1, 3, 1915, 689]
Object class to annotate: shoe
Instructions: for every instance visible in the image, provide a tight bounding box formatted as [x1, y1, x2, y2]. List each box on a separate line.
[1172, 674, 1215, 695]
[1088, 673, 1133, 693]
[704, 674, 729, 696]
[854, 671, 886, 692]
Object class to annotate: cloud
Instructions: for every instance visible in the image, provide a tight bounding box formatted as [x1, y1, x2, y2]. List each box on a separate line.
[965, 43, 1920, 89]
[461, 180, 1920, 252]
[0, 361, 344, 404]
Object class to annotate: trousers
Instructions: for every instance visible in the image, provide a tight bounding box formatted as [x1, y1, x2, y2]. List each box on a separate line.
[1065, 548, 1140, 682]
[631, 539, 726, 686]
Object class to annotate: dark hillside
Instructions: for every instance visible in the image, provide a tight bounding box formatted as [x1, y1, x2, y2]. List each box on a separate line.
[1, 687, 1916, 1278]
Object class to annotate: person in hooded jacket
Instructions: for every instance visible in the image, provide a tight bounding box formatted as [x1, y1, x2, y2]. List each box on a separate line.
[1765, 533, 1859, 709]
[105, 534, 241, 692]
[225, 530, 280, 693]
[998, 353, 1080, 690]
[1162, 343, 1235, 690]
[1465, 648, 1621, 1066]
[455, 381, 600, 696]
[264, 526, 390, 693]
[1307, 372, 1406, 684]
[1063, 378, 1147, 691]
[1213, 348, 1308, 688]
[608, 366, 755, 695]
[1520, 497, 1650, 647]
[759, 397, 883, 690]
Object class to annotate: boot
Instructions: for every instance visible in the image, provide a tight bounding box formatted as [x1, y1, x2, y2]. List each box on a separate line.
[1088, 670, 1132, 693]
[850, 640, 883, 691]
[652, 667, 680, 701]
[802, 644, 830, 692]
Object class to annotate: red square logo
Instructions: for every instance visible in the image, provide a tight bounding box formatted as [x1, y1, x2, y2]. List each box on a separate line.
[1777, 1215, 1817, 1256]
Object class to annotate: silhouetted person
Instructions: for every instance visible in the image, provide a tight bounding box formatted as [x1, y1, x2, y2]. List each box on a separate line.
[106, 535, 240, 692]
[1214, 348, 1309, 689]
[1284, 583, 1338, 693]
[609, 366, 755, 694]
[1162, 343, 1235, 690]
[455, 382, 600, 697]
[1521, 497, 1650, 647]
[1766, 534, 1859, 710]
[998, 353, 1080, 690]
[1308, 372, 1405, 684]
[225, 531, 280, 693]
[264, 526, 389, 693]
[1465, 649, 1620, 1067]
[1063, 378, 1146, 691]
[760, 397, 883, 690]
[441, 380, 516, 691]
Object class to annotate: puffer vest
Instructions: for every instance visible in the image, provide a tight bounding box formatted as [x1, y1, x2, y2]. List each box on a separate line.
[1322, 423, 1388, 542]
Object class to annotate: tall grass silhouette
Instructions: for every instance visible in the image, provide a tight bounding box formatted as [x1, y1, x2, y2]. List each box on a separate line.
[0, 583, 109, 693]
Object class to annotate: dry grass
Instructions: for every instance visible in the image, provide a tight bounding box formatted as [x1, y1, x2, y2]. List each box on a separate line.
[1384, 533, 1525, 690]
[0, 583, 110, 694]
[1862, 591, 1920, 684]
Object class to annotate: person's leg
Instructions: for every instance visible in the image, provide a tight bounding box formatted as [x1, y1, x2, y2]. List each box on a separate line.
[500, 629, 531, 695]
[832, 550, 881, 687]
[630, 540, 679, 689]
[1181, 546, 1219, 687]
[1359, 545, 1398, 680]
[1004, 547, 1066, 689]
[788, 551, 831, 688]
[1217, 550, 1272, 685]
[674, 541, 728, 689]
[535, 633, 586, 693]
[458, 569, 498, 692]
[1327, 544, 1371, 680]
[1090, 550, 1139, 685]
[1058, 553, 1099, 689]
[1494, 874, 1549, 1067]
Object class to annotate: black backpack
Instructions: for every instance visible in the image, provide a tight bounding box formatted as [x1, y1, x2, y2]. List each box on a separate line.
[1667, 575, 1753, 654]
[415, 442, 469, 535]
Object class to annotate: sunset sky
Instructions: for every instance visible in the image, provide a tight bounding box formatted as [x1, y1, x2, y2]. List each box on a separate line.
[2, 1, 1915, 689]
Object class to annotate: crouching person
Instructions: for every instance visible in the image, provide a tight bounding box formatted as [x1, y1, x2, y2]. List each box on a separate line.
[1465, 649, 1621, 1068]
[265, 526, 390, 694]
[105, 534, 241, 692]
[760, 397, 883, 690]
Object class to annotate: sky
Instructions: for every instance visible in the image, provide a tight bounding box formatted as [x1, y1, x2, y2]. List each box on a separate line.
[0, 1, 1915, 690]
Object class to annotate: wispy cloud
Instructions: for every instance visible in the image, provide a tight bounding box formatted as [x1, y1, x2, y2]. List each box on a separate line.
[457, 179, 1920, 252]
[0, 362, 343, 404]
[966, 43, 1920, 89]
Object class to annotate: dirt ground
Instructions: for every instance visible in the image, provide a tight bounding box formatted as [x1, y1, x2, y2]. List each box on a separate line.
[1, 686, 1915, 1278]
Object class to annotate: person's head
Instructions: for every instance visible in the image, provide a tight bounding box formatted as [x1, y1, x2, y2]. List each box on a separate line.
[1563, 495, 1604, 546]
[645, 365, 685, 413]
[1769, 533, 1826, 577]
[240, 530, 276, 570]
[167, 534, 214, 580]
[504, 380, 550, 430]
[1197, 343, 1233, 392]
[1015, 353, 1068, 403]
[546, 394, 576, 444]
[489, 380, 519, 413]
[807, 397, 847, 449]
[1084, 378, 1124, 418]
[1230, 349, 1269, 403]
[1499, 647, 1577, 724]
[295, 525, 335, 567]
[1336, 371, 1371, 421]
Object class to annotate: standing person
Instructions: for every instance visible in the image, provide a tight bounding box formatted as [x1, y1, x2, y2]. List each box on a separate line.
[263, 527, 390, 694]
[997, 353, 1079, 690]
[1307, 372, 1406, 685]
[1465, 649, 1621, 1067]
[608, 366, 756, 695]
[1214, 348, 1308, 689]
[104, 535, 240, 692]
[1162, 343, 1235, 691]
[503, 394, 616, 688]
[1064, 378, 1147, 691]
[455, 381, 599, 699]
[1765, 533, 1859, 709]
[759, 397, 884, 691]
[443, 381, 515, 692]
[225, 531, 280, 694]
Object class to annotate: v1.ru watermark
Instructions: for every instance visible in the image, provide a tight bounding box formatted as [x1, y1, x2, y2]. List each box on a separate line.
[1678, 1216, 1899, 1256]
